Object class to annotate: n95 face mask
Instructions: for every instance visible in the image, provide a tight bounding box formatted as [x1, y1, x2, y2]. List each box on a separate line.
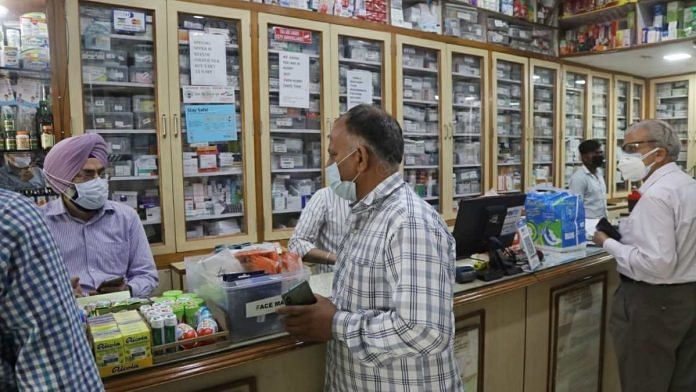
[617, 148, 659, 181]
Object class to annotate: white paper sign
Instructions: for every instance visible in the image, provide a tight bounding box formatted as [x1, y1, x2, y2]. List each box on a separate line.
[500, 206, 524, 236]
[246, 295, 285, 318]
[347, 69, 373, 110]
[517, 219, 541, 270]
[189, 32, 227, 86]
[113, 9, 146, 33]
[279, 51, 309, 108]
[182, 85, 235, 104]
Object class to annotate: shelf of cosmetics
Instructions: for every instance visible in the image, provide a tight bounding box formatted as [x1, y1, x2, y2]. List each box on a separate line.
[395, 1, 556, 56]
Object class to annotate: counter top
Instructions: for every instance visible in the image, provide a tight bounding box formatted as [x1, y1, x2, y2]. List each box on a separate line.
[104, 247, 612, 391]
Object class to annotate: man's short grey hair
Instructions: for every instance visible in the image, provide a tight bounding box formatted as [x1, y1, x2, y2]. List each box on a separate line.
[627, 119, 680, 160]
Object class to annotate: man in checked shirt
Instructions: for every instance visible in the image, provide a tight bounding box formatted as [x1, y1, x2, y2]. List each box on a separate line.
[278, 104, 463, 391]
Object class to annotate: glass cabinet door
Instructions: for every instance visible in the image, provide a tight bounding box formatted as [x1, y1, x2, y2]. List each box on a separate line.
[167, 3, 256, 250]
[331, 27, 391, 117]
[590, 75, 610, 188]
[632, 82, 643, 124]
[397, 37, 444, 212]
[493, 54, 526, 193]
[259, 15, 329, 240]
[563, 70, 587, 187]
[530, 63, 558, 186]
[654, 80, 690, 172]
[76, 0, 174, 253]
[0, 3, 56, 204]
[449, 49, 486, 216]
[614, 79, 630, 195]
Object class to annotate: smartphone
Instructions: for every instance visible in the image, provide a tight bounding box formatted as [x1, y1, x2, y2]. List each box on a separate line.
[100, 276, 125, 287]
[282, 280, 317, 306]
[596, 218, 622, 241]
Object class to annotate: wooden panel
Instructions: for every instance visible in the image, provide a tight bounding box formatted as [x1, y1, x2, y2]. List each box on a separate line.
[456, 289, 526, 392]
[524, 261, 620, 392]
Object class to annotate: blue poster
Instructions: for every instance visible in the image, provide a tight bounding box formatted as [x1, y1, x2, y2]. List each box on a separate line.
[185, 104, 237, 143]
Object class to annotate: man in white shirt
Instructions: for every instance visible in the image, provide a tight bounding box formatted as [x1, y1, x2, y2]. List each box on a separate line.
[288, 187, 350, 273]
[568, 139, 607, 218]
[594, 119, 696, 392]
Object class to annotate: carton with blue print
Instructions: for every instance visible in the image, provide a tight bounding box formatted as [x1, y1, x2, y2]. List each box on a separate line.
[525, 189, 587, 252]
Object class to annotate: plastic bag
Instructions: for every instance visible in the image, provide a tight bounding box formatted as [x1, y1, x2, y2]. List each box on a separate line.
[525, 189, 586, 252]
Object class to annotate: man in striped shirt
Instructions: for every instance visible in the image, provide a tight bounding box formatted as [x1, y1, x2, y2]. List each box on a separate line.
[288, 187, 350, 273]
[279, 104, 463, 391]
[40, 134, 158, 297]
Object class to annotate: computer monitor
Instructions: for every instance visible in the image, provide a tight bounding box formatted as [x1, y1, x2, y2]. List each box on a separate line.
[453, 194, 527, 281]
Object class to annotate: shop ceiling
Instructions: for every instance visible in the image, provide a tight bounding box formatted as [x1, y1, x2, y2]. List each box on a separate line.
[563, 39, 696, 78]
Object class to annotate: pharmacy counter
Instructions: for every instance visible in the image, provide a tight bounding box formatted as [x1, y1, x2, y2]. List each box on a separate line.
[104, 247, 620, 392]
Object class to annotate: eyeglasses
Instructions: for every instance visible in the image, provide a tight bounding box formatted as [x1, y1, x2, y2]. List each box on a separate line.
[621, 140, 656, 154]
[74, 170, 108, 182]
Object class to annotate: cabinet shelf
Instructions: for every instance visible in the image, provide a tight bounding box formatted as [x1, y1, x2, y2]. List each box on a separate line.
[403, 132, 438, 137]
[84, 81, 154, 88]
[454, 192, 481, 198]
[273, 208, 303, 214]
[453, 133, 482, 138]
[87, 129, 157, 134]
[184, 168, 243, 178]
[270, 129, 321, 134]
[141, 218, 161, 225]
[498, 78, 521, 84]
[657, 95, 689, 100]
[452, 72, 481, 79]
[112, 34, 153, 42]
[565, 87, 584, 93]
[403, 99, 439, 105]
[402, 66, 438, 75]
[404, 165, 439, 169]
[0, 66, 51, 80]
[271, 168, 321, 173]
[498, 162, 522, 166]
[453, 104, 481, 109]
[453, 164, 482, 168]
[339, 57, 381, 67]
[498, 107, 521, 112]
[110, 175, 159, 181]
[658, 116, 688, 120]
[186, 212, 244, 222]
[534, 110, 554, 114]
[533, 161, 553, 164]
[421, 196, 439, 201]
[559, 2, 635, 29]
[534, 83, 554, 88]
[179, 40, 238, 49]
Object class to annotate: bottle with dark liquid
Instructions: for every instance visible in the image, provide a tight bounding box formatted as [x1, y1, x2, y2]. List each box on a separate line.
[37, 99, 54, 150]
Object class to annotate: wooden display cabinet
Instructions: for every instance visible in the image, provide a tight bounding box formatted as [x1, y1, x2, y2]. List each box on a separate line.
[528, 59, 561, 187]
[588, 71, 613, 190]
[560, 65, 590, 188]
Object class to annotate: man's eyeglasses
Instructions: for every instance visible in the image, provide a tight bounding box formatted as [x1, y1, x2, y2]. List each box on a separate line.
[621, 140, 656, 154]
[74, 171, 108, 181]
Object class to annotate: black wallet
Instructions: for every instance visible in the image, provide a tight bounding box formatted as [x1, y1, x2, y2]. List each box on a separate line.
[596, 218, 622, 241]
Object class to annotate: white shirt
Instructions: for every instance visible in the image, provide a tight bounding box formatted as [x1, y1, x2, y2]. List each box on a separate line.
[568, 165, 607, 219]
[603, 163, 696, 284]
[288, 187, 350, 273]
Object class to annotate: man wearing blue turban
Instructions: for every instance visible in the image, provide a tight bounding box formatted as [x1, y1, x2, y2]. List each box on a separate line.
[40, 133, 158, 297]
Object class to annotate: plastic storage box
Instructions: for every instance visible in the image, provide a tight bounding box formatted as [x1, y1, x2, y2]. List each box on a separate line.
[134, 112, 155, 129]
[85, 96, 131, 114]
[186, 259, 310, 343]
[132, 95, 155, 112]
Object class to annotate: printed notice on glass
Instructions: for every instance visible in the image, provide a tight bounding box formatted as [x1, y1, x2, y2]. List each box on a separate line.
[183, 86, 235, 104]
[347, 70, 373, 110]
[185, 104, 237, 143]
[279, 51, 309, 108]
[113, 9, 145, 33]
[189, 32, 227, 86]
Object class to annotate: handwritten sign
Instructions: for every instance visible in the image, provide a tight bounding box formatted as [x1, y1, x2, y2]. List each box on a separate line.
[189, 32, 227, 86]
[185, 104, 237, 143]
[279, 51, 309, 108]
[183, 85, 235, 104]
[347, 70, 373, 110]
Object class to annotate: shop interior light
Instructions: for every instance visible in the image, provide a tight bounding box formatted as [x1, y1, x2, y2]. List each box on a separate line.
[532, 75, 540, 80]
[193, 15, 204, 19]
[663, 53, 692, 61]
[575, 80, 586, 85]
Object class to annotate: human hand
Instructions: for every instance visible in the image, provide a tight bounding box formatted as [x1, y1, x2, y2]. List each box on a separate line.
[70, 276, 84, 297]
[593, 231, 609, 247]
[277, 294, 337, 342]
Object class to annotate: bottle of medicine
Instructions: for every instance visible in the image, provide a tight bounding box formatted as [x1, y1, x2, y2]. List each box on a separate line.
[16, 130, 30, 150]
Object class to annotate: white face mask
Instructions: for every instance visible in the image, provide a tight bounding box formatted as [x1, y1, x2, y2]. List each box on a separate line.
[617, 148, 659, 181]
[71, 178, 109, 210]
[12, 156, 32, 168]
[326, 149, 360, 201]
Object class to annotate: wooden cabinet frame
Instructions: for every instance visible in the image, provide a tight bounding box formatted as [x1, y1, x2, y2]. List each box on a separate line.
[589, 71, 614, 189]
[560, 65, 590, 187]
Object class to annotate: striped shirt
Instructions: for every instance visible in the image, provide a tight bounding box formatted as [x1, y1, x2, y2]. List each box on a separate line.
[40, 199, 158, 297]
[288, 187, 351, 273]
[327, 173, 463, 391]
[0, 189, 103, 391]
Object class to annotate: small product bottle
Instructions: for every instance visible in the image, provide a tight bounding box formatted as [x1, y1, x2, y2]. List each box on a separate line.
[15, 130, 30, 150]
